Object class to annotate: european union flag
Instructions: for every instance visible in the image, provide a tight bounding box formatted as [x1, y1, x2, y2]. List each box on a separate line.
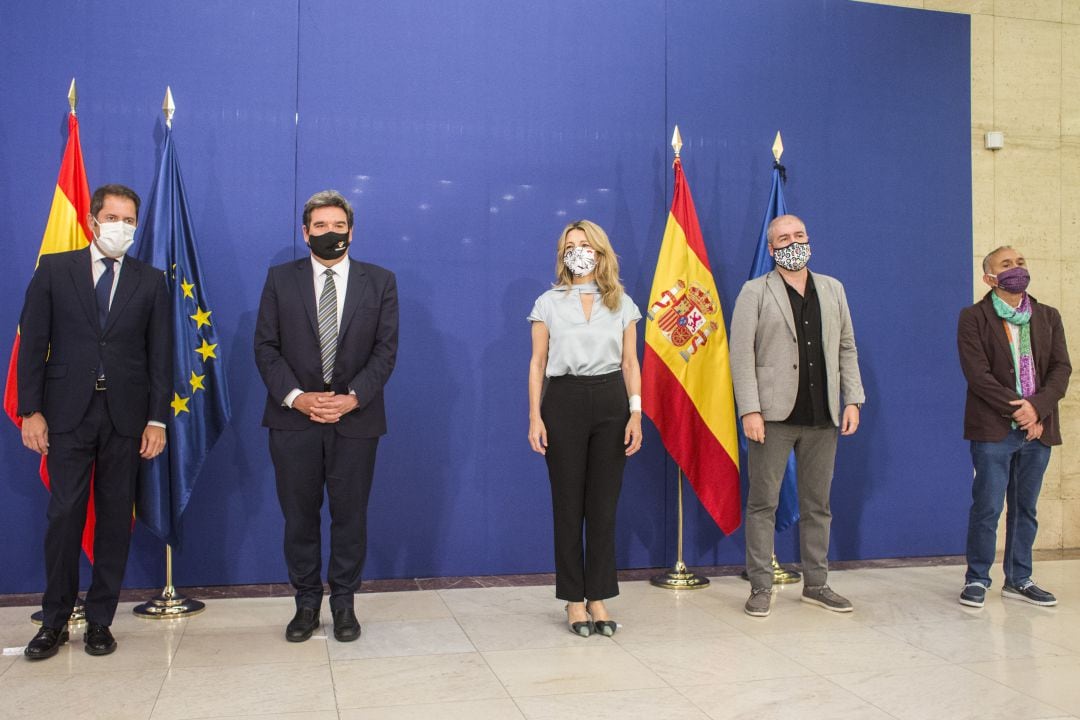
[134, 126, 231, 547]
[749, 160, 800, 534]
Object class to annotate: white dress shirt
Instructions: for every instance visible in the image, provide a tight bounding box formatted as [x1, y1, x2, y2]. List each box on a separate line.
[90, 242, 123, 306]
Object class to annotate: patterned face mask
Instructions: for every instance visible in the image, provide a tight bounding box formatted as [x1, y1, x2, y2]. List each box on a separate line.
[563, 246, 597, 277]
[772, 241, 811, 271]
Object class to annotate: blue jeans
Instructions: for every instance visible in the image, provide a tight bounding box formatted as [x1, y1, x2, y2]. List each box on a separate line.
[965, 429, 1051, 588]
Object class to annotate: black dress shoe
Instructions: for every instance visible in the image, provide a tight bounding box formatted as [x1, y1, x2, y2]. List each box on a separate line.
[24, 625, 68, 660]
[286, 607, 320, 642]
[332, 608, 361, 642]
[83, 623, 117, 656]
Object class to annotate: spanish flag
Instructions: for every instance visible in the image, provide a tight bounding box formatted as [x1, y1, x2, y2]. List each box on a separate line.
[3, 103, 97, 560]
[642, 155, 741, 534]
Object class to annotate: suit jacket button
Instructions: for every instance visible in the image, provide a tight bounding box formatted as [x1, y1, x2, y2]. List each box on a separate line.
[792, 364, 797, 370]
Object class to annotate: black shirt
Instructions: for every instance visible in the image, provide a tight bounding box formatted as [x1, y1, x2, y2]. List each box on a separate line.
[782, 271, 831, 427]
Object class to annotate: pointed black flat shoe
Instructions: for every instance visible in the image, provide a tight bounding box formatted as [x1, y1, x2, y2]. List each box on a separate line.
[593, 620, 617, 637]
[565, 603, 592, 638]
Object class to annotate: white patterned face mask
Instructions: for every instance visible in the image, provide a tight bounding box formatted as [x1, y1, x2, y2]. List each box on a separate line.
[563, 246, 597, 277]
[772, 241, 811, 271]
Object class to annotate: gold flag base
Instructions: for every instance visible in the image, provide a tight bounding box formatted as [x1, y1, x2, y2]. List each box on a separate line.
[133, 586, 205, 619]
[133, 544, 205, 618]
[739, 555, 802, 585]
[650, 561, 710, 590]
[31, 599, 85, 626]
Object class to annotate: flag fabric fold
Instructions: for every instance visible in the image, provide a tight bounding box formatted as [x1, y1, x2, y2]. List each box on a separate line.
[749, 162, 800, 533]
[134, 127, 231, 547]
[642, 158, 741, 534]
[3, 111, 98, 561]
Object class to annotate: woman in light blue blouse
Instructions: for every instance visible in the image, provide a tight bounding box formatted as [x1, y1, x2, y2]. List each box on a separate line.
[527, 220, 643, 637]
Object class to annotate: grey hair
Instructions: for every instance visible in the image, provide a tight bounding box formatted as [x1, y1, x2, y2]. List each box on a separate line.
[981, 245, 1014, 275]
[766, 214, 806, 245]
[302, 189, 354, 229]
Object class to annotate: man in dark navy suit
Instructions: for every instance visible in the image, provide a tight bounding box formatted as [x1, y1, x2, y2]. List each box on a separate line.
[255, 189, 398, 643]
[18, 184, 171, 659]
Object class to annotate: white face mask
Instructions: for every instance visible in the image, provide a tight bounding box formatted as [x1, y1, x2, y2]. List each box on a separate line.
[563, 246, 597, 277]
[94, 220, 136, 258]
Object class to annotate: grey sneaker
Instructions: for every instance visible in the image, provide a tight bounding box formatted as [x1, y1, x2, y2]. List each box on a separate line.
[1002, 580, 1057, 607]
[744, 587, 772, 617]
[802, 584, 853, 612]
[959, 582, 987, 608]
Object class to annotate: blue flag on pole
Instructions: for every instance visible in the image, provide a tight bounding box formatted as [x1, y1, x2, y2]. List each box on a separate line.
[134, 126, 231, 547]
[749, 161, 800, 533]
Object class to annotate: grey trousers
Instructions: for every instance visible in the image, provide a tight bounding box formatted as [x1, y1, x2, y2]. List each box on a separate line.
[745, 422, 839, 589]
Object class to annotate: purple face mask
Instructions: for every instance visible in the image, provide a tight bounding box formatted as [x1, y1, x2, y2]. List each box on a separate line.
[992, 266, 1030, 294]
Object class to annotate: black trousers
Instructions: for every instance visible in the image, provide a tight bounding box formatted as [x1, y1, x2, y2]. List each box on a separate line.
[43, 391, 139, 628]
[541, 371, 628, 602]
[269, 425, 378, 612]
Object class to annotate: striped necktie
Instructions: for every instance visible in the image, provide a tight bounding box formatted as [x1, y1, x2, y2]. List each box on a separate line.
[318, 268, 338, 385]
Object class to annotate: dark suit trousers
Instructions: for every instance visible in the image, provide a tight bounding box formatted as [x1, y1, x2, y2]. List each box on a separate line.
[270, 425, 378, 611]
[43, 392, 139, 628]
[541, 372, 628, 602]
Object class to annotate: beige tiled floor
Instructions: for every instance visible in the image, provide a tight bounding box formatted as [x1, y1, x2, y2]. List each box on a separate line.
[1, 560, 1078, 719]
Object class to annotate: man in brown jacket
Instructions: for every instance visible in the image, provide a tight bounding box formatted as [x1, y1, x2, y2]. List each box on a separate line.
[957, 246, 1071, 608]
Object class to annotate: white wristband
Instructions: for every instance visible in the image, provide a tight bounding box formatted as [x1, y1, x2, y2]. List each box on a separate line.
[628, 394, 642, 413]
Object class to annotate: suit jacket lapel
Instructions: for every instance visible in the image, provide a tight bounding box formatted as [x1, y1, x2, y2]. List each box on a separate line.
[765, 271, 797, 339]
[337, 260, 367, 344]
[296, 259, 319, 338]
[103, 255, 143, 335]
[980, 295, 1012, 358]
[814, 272, 837, 350]
[68, 247, 98, 330]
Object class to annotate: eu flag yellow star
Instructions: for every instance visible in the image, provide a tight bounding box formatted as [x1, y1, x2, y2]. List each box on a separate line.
[181, 278, 195, 299]
[171, 392, 190, 416]
[195, 338, 218, 361]
[189, 370, 206, 393]
[190, 306, 212, 328]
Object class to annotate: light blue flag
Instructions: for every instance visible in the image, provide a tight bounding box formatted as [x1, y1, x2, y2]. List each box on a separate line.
[133, 126, 231, 547]
[748, 161, 800, 533]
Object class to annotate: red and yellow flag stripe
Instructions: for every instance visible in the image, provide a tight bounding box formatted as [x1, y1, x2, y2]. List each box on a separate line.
[642, 158, 741, 534]
[3, 110, 96, 560]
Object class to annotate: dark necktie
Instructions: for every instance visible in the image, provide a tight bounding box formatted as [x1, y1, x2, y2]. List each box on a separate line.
[96, 257, 116, 330]
[318, 268, 338, 385]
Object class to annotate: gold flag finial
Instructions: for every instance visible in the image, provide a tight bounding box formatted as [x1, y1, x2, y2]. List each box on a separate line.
[67, 78, 78, 115]
[671, 125, 683, 158]
[163, 86, 175, 129]
[772, 131, 784, 163]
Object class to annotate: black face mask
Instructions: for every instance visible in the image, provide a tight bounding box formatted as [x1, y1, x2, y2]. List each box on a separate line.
[307, 230, 350, 260]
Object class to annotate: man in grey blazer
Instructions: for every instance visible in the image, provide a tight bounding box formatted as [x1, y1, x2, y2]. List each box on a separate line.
[730, 214, 864, 617]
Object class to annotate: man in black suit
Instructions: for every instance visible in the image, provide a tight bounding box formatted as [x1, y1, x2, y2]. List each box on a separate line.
[255, 189, 398, 643]
[18, 184, 170, 659]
